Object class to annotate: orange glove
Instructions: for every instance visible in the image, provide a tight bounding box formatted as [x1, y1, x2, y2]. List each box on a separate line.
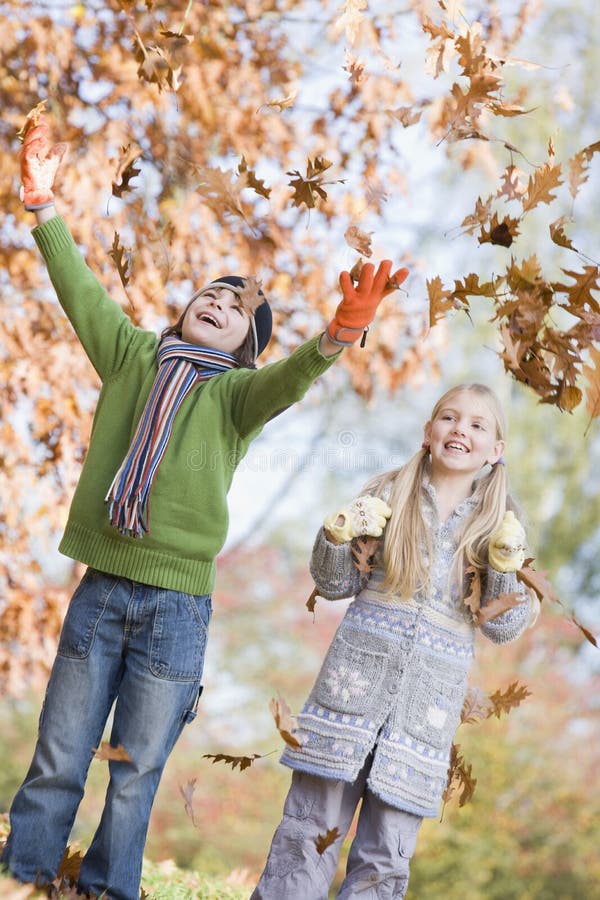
[19, 117, 68, 210]
[326, 260, 409, 347]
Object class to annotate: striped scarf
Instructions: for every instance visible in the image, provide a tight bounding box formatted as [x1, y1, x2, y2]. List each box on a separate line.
[105, 335, 238, 538]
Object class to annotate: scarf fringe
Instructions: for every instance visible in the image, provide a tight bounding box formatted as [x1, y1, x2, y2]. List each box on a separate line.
[105, 337, 238, 537]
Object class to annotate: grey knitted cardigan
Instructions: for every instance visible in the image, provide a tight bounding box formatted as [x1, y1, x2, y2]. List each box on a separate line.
[280, 479, 531, 818]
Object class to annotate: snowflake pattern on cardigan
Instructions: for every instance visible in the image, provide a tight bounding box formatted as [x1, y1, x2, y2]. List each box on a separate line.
[280, 479, 532, 818]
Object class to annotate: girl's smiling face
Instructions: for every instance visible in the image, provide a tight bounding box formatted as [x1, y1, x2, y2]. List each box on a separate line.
[181, 287, 250, 352]
[424, 389, 504, 477]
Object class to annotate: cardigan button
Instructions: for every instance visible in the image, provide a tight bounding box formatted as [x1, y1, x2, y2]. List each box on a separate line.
[387, 680, 400, 694]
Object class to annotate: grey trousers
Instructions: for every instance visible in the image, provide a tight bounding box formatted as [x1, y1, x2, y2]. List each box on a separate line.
[251, 756, 422, 899]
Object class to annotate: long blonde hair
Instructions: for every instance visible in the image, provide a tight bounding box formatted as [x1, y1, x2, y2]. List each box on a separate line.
[365, 383, 517, 600]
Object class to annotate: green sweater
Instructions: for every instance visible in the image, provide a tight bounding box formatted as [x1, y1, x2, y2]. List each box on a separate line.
[33, 216, 340, 595]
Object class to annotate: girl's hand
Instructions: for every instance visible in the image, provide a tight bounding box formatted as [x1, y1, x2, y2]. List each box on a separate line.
[324, 495, 392, 543]
[19, 117, 68, 210]
[326, 260, 409, 346]
[488, 510, 526, 573]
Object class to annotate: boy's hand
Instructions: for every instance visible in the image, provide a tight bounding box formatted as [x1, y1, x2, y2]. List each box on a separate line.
[326, 260, 409, 347]
[324, 495, 392, 543]
[19, 117, 68, 210]
[488, 510, 526, 573]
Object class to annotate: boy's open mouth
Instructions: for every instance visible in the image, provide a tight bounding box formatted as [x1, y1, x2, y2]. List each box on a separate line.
[197, 313, 221, 328]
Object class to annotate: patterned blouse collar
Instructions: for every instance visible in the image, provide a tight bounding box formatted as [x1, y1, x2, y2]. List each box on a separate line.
[422, 465, 480, 523]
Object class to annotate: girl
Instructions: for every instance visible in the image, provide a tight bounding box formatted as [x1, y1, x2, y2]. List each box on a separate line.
[1, 117, 408, 900]
[252, 383, 535, 900]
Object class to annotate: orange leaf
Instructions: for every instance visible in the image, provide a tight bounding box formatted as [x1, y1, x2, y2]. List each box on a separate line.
[517, 562, 561, 605]
[478, 212, 520, 247]
[92, 741, 132, 762]
[582, 346, 600, 419]
[442, 743, 477, 808]
[549, 216, 576, 251]
[569, 615, 598, 649]
[568, 140, 600, 199]
[270, 695, 303, 749]
[112, 143, 141, 198]
[287, 157, 345, 210]
[475, 591, 527, 625]
[427, 275, 454, 327]
[521, 163, 562, 212]
[463, 565, 481, 618]
[351, 536, 379, 574]
[486, 681, 532, 719]
[57, 847, 84, 883]
[452, 273, 497, 303]
[554, 267, 600, 315]
[306, 586, 319, 614]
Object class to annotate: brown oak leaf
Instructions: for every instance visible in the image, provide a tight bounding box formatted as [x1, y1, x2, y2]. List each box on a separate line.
[92, 741, 132, 762]
[112, 143, 141, 198]
[344, 225, 373, 257]
[487, 681, 532, 719]
[202, 752, 264, 772]
[270, 695, 303, 749]
[315, 826, 341, 854]
[475, 591, 526, 625]
[351, 536, 379, 574]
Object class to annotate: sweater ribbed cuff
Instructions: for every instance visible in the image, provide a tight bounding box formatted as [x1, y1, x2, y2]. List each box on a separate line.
[32, 214, 76, 259]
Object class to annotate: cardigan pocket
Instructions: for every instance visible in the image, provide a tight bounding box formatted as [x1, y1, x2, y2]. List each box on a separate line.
[404, 655, 468, 750]
[313, 626, 389, 716]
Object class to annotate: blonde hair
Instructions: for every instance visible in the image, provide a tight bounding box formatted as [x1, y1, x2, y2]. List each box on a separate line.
[366, 384, 518, 601]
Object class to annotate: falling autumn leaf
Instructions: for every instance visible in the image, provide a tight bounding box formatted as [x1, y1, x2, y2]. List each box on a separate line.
[179, 778, 199, 827]
[287, 157, 346, 210]
[517, 562, 561, 606]
[582, 346, 600, 420]
[442, 744, 477, 809]
[549, 216, 576, 251]
[315, 826, 341, 854]
[351, 536, 379, 574]
[202, 752, 265, 772]
[521, 163, 562, 212]
[306, 586, 319, 614]
[460, 687, 491, 725]
[237, 276, 265, 314]
[112, 144, 141, 198]
[17, 99, 48, 139]
[57, 847, 84, 884]
[463, 565, 482, 618]
[237, 156, 271, 200]
[260, 90, 298, 112]
[270, 695, 303, 749]
[108, 232, 132, 290]
[344, 225, 373, 257]
[475, 591, 527, 625]
[92, 742, 132, 762]
[487, 681, 532, 719]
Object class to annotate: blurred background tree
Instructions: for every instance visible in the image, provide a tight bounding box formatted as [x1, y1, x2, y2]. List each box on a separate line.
[1, 0, 599, 896]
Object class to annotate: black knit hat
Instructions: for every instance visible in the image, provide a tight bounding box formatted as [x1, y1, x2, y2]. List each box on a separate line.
[204, 275, 273, 360]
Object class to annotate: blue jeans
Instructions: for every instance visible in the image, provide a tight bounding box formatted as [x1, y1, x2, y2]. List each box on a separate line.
[2, 569, 211, 900]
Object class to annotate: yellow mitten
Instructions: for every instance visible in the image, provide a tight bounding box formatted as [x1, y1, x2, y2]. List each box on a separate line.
[488, 510, 526, 573]
[324, 495, 392, 543]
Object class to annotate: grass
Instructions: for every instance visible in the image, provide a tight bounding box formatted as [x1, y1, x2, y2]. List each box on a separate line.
[0, 820, 252, 900]
[0, 861, 252, 899]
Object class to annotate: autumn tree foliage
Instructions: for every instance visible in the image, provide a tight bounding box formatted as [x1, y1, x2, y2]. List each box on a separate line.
[1, 0, 599, 694]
